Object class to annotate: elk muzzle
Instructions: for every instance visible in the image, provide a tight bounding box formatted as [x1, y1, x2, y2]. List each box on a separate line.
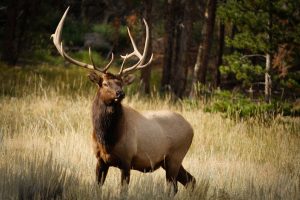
[115, 90, 125, 102]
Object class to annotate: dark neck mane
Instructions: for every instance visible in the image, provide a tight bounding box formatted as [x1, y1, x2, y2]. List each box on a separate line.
[92, 94, 123, 150]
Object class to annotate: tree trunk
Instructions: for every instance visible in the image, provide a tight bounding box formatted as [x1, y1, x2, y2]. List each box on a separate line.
[1, 0, 20, 65]
[265, 53, 271, 103]
[190, 0, 217, 95]
[81, 0, 87, 22]
[170, 0, 192, 97]
[213, 21, 225, 88]
[161, 0, 193, 98]
[140, 0, 152, 94]
[198, 0, 217, 84]
[112, 16, 120, 52]
[161, 0, 176, 92]
[1, 0, 40, 66]
[265, 0, 273, 103]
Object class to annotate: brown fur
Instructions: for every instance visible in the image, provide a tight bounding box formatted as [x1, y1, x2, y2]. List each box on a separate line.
[90, 73, 195, 194]
[51, 8, 193, 194]
[92, 90, 123, 150]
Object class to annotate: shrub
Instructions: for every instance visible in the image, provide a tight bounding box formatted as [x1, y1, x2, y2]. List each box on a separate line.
[204, 90, 299, 119]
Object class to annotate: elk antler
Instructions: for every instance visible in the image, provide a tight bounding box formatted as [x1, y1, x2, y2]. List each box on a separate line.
[88, 47, 114, 73]
[118, 19, 153, 76]
[51, 7, 113, 73]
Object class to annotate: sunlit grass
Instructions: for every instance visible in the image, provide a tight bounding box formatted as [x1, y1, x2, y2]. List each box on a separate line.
[0, 65, 299, 199]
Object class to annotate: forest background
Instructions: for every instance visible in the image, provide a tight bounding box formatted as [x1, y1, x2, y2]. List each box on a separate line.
[0, 1, 300, 199]
[1, 0, 299, 113]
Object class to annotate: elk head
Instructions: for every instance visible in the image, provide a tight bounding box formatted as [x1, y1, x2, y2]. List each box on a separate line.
[51, 7, 153, 105]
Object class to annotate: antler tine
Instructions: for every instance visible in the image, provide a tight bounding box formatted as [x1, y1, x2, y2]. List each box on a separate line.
[135, 53, 153, 69]
[88, 47, 97, 68]
[89, 48, 114, 73]
[122, 27, 142, 59]
[119, 54, 129, 74]
[118, 19, 153, 76]
[52, 7, 114, 74]
[101, 52, 114, 73]
[51, 7, 95, 70]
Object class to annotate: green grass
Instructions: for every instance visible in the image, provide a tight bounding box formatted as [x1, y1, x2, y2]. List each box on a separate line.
[0, 64, 299, 199]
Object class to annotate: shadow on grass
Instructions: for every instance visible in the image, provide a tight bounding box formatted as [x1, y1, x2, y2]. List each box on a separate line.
[0, 152, 88, 199]
[0, 151, 214, 200]
[1, 144, 298, 199]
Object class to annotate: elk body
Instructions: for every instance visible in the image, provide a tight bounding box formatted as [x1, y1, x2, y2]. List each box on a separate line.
[52, 7, 195, 193]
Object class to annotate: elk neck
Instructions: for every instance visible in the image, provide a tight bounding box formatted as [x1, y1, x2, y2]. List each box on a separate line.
[92, 90, 123, 151]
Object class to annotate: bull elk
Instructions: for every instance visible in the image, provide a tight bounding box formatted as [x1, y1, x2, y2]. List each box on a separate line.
[51, 7, 195, 194]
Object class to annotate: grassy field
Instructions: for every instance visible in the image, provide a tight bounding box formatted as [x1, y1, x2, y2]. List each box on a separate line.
[0, 65, 299, 199]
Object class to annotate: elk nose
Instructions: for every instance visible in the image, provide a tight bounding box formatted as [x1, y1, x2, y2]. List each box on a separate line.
[116, 90, 125, 99]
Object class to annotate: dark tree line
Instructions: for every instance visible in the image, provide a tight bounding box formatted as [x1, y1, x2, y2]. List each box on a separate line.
[0, 0, 299, 99]
[191, 0, 217, 97]
[162, 0, 193, 98]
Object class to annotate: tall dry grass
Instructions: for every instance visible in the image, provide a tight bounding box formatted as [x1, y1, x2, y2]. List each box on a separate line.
[0, 65, 299, 199]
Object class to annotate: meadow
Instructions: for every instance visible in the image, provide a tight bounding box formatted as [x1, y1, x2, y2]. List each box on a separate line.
[0, 65, 299, 199]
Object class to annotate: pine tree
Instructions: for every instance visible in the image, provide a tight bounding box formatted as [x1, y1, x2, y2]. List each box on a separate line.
[218, 0, 300, 101]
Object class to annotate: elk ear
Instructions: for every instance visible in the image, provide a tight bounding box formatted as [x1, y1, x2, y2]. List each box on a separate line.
[123, 74, 135, 85]
[88, 72, 102, 85]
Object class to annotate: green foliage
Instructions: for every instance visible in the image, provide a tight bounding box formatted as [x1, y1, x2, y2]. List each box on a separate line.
[92, 23, 128, 47]
[16, 48, 120, 70]
[280, 77, 300, 89]
[71, 50, 105, 67]
[0, 61, 159, 98]
[218, 0, 270, 52]
[62, 20, 90, 46]
[218, 0, 300, 93]
[0, 63, 94, 97]
[29, 49, 64, 66]
[204, 90, 299, 119]
[220, 52, 264, 87]
[225, 33, 268, 53]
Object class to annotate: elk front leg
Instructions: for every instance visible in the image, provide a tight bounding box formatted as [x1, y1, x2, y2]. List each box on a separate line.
[121, 168, 130, 186]
[96, 158, 109, 185]
[120, 167, 130, 195]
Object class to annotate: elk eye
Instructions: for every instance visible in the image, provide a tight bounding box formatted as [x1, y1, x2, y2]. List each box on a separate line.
[103, 83, 108, 87]
[116, 81, 122, 87]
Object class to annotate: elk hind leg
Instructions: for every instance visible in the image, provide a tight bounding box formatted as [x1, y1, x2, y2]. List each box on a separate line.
[163, 158, 180, 194]
[177, 165, 196, 189]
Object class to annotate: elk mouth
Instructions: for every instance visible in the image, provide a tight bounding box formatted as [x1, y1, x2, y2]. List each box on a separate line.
[113, 97, 124, 104]
[114, 98, 122, 102]
[114, 91, 125, 102]
[114, 96, 124, 102]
